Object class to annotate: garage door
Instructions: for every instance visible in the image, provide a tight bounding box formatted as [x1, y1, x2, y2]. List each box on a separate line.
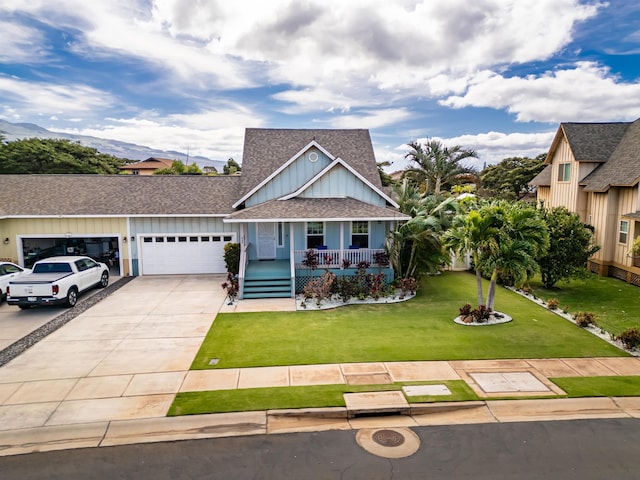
[140, 234, 234, 275]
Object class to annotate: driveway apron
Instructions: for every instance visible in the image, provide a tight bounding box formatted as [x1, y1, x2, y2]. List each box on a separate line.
[0, 275, 226, 431]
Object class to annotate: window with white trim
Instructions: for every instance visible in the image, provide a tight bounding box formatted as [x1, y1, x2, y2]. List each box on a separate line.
[306, 222, 324, 248]
[557, 162, 571, 182]
[277, 222, 284, 247]
[619, 220, 629, 244]
[351, 221, 369, 248]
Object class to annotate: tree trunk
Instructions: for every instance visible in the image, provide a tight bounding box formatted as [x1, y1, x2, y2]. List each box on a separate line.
[474, 253, 483, 307]
[486, 269, 498, 310]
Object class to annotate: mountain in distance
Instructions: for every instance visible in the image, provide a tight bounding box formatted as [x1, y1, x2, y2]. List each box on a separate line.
[0, 119, 226, 171]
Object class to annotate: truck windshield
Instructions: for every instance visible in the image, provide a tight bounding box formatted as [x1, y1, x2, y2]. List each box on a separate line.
[33, 263, 73, 274]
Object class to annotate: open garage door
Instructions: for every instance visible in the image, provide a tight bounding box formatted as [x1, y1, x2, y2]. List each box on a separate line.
[20, 236, 120, 274]
[139, 234, 234, 275]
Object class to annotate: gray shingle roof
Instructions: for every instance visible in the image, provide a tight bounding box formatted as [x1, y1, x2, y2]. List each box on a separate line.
[529, 165, 552, 186]
[582, 118, 640, 192]
[561, 122, 630, 162]
[0, 175, 240, 216]
[225, 197, 409, 222]
[239, 129, 382, 197]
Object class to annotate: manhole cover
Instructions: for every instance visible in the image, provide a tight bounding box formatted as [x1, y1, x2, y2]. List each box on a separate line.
[356, 428, 420, 459]
[372, 429, 405, 447]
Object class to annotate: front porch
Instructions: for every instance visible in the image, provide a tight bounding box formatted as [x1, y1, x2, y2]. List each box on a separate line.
[240, 248, 391, 299]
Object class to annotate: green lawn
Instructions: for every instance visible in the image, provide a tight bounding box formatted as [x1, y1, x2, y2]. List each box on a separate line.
[527, 274, 640, 336]
[168, 380, 478, 416]
[192, 271, 626, 370]
[552, 376, 640, 397]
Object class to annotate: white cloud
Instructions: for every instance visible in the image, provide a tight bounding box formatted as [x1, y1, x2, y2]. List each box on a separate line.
[0, 20, 48, 63]
[326, 109, 412, 130]
[441, 62, 640, 123]
[0, 75, 115, 117]
[56, 106, 266, 160]
[0, 0, 605, 100]
[392, 131, 556, 170]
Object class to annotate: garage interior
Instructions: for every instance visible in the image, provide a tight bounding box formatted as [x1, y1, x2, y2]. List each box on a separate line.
[21, 237, 121, 275]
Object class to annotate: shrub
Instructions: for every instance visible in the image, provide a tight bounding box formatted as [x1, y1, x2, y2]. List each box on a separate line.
[521, 284, 533, 295]
[302, 249, 319, 270]
[373, 251, 389, 267]
[341, 259, 352, 269]
[616, 328, 640, 350]
[397, 277, 418, 299]
[223, 243, 240, 275]
[335, 276, 356, 303]
[221, 272, 239, 304]
[367, 272, 386, 300]
[303, 270, 336, 306]
[546, 298, 559, 310]
[574, 311, 597, 328]
[459, 303, 472, 316]
[471, 305, 491, 323]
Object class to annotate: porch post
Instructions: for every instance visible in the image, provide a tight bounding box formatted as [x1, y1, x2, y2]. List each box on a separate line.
[340, 222, 345, 266]
[289, 222, 295, 298]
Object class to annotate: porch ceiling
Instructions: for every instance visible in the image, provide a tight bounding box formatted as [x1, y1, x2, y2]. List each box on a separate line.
[224, 197, 410, 223]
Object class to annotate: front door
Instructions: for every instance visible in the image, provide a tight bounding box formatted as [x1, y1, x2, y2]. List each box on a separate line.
[257, 223, 276, 260]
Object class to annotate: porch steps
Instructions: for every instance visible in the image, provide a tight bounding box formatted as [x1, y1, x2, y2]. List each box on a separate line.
[242, 260, 292, 299]
[242, 278, 291, 298]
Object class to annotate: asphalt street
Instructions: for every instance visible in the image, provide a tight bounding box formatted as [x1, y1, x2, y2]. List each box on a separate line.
[2, 418, 639, 480]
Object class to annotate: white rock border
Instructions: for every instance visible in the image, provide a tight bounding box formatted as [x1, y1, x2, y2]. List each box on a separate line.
[296, 290, 415, 311]
[454, 311, 512, 326]
[507, 286, 640, 357]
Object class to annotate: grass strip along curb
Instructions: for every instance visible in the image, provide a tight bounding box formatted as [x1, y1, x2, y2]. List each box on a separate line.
[169, 381, 478, 416]
[0, 276, 135, 367]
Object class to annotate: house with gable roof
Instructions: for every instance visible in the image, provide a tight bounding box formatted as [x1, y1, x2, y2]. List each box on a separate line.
[0, 128, 409, 299]
[530, 118, 640, 285]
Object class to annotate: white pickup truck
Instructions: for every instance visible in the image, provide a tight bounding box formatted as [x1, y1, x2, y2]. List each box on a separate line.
[7, 256, 109, 309]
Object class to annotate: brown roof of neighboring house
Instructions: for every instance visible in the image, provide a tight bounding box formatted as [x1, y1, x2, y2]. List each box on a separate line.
[121, 157, 176, 171]
[554, 122, 630, 163]
[582, 118, 640, 192]
[239, 129, 382, 197]
[225, 197, 409, 222]
[529, 164, 552, 186]
[0, 175, 240, 216]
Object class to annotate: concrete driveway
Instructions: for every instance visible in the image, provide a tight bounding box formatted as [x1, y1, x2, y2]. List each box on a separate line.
[0, 275, 226, 433]
[0, 277, 121, 351]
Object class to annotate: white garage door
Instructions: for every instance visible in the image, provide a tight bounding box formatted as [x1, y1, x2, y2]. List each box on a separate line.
[140, 234, 234, 275]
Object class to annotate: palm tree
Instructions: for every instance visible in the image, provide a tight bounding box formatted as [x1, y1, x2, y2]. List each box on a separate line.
[393, 178, 424, 217]
[446, 201, 549, 311]
[387, 195, 459, 278]
[405, 139, 478, 194]
[443, 207, 500, 307]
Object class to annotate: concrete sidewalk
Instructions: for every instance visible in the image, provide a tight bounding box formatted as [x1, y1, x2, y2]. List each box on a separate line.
[1, 285, 640, 457]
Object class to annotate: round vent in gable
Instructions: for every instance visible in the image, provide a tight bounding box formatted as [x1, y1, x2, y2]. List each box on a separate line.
[308, 151, 319, 163]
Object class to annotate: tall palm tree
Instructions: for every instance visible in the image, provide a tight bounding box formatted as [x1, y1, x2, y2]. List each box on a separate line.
[387, 195, 459, 278]
[443, 207, 500, 307]
[405, 139, 478, 194]
[446, 201, 549, 311]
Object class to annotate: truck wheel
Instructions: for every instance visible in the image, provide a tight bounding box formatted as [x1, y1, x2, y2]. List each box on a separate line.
[65, 287, 78, 307]
[99, 271, 109, 288]
[19, 305, 32, 310]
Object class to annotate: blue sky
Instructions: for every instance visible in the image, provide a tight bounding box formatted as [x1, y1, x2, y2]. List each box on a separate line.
[1, 1, 639, 171]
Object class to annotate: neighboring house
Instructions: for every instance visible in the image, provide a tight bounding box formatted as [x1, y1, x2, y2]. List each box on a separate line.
[120, 157, 176, 175]
[0, 129, 409, 298]
[530, 118, 640, 285]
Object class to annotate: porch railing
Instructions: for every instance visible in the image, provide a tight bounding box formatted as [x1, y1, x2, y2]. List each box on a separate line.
[293, 248, 386, 269]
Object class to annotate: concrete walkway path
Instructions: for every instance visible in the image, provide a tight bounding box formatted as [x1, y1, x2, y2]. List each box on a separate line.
[1, 283, 640, 457]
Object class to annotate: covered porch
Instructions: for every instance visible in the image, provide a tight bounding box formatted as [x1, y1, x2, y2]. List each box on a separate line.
[224, 197, 408, 299]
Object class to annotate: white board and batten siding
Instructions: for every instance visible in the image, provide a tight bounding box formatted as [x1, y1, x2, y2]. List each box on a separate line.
[139, 233, 235, 275]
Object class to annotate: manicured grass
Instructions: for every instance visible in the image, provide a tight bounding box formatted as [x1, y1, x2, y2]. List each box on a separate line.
[192, 272, 626, 370]
[528, 274, 640, 336]
[168, 380, 477, 416]
[552, 376, 640, 398]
